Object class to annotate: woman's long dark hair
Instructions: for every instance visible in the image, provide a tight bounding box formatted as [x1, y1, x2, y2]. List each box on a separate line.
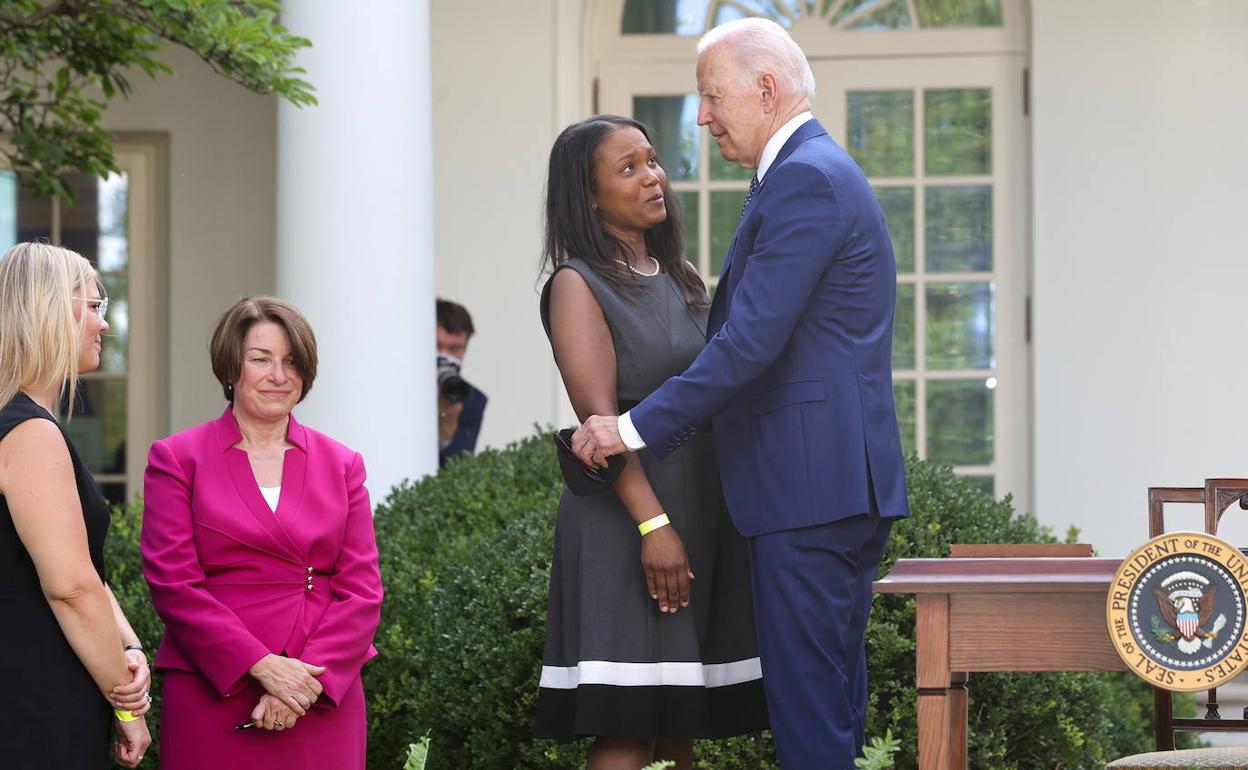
[542, 115, 708, 308]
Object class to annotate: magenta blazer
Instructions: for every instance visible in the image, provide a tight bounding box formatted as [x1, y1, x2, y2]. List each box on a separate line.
[141, 408, 383, 705]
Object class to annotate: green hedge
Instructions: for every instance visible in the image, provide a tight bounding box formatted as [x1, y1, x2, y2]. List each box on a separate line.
[105, 433, 1194, 769]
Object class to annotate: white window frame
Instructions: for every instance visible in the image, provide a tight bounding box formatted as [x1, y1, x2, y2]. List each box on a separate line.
[588, 0, 1032, 510]
[0, 135, 167, 503]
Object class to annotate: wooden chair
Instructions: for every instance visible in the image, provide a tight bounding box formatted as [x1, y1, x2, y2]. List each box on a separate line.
[1148, 479, 1248, 750]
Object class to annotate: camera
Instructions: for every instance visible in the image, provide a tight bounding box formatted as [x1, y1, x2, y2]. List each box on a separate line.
[437, 354, 471, 404]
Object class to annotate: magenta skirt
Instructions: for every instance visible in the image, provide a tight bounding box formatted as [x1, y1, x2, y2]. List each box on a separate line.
[157, 669, 366, 770]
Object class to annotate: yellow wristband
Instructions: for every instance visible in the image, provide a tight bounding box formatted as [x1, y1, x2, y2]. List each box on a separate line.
[638, 513, 671, 536]
[114, 708, 139, 722]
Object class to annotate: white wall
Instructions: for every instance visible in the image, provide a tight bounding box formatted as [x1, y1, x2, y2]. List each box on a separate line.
[102, 45, 277, 434]
[102, 2, 583, 470]
[430, 0, 584, 450]
[1032, 0, 1248, 556]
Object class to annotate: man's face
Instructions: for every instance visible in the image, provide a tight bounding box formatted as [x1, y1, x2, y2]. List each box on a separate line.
[696, 45, 767, 168]
[437, 325, 470, 361]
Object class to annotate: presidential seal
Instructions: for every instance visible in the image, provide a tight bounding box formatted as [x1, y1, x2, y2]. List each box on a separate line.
[1108, 532, 1248, 692]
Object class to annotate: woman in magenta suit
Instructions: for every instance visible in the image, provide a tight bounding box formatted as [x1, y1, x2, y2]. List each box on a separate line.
[141, 296, 383, 769]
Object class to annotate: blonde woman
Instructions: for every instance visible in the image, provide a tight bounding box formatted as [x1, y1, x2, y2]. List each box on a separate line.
[0, 242, 152, 768]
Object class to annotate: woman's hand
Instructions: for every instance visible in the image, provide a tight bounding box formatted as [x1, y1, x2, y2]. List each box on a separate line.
[113, 715, 151, 768]
[641, 527, 694, 613]
[251, 692, 300, 731]
[248, 653, 325, 715]
[111, 648, 152, 717]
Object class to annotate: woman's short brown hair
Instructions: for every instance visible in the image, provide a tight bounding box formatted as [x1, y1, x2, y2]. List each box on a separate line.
[209, 296, 318, 403]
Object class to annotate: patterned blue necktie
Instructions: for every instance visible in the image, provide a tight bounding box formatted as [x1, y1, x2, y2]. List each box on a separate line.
[740, 174, 759, 220]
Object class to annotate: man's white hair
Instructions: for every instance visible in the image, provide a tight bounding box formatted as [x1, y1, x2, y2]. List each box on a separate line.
[697, 17, 816, 100]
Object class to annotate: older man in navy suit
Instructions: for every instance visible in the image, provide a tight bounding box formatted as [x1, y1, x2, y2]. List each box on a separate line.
[572, 17, 910, 768]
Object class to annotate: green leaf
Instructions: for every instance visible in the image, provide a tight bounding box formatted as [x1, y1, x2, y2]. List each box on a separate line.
[403, 732, 431, 770]
[0, 0, 315, 201]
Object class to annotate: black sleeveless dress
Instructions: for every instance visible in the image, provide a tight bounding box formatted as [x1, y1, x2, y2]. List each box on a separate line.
[0, 392, 113, 769]
[535, 260, 768, 739]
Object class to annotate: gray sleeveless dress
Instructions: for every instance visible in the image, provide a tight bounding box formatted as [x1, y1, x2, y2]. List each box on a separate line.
[535, 259, 768, 739]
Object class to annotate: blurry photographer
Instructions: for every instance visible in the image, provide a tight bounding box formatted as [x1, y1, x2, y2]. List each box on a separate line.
[437, 299, 487, 467]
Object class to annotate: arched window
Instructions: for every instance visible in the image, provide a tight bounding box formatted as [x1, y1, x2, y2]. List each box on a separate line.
[591, 0, 1031, 507]
[621, 0, 1004, 35]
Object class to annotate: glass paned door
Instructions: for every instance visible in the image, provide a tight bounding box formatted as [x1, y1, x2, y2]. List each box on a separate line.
[599, 54, 1027, 508]
[0, 140, 162, 508]
[611, 64, 753, 291]
[0, 172, 132, 506]
[816, 55, 1027, 504]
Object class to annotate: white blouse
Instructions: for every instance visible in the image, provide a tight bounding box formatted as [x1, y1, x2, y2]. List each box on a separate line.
[259, 485, 281, 512]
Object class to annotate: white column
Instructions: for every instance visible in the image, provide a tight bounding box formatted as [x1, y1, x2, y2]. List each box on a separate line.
[277, 0, 437, 500]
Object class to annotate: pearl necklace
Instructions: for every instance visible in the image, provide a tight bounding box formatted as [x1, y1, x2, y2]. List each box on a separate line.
[616, 255, 661, 277]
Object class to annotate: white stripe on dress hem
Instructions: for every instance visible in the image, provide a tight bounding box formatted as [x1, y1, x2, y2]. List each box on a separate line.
[539, 657, 762, 689]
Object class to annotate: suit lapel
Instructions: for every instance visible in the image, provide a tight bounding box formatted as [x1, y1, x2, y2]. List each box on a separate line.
[275, 414, 309, 534]
[713, 119, 829, 300]
[215, 408, 302, 562]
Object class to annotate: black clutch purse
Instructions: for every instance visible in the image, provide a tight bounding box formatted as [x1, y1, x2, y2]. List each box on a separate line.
[552, 428, 626, 496]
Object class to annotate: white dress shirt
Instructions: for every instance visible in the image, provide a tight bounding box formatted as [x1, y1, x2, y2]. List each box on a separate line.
[616, 111, 816, 451]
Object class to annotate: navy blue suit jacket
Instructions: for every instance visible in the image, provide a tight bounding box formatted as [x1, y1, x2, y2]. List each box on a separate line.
[631, 119, 909, 537]
[439, 384, 487, 468]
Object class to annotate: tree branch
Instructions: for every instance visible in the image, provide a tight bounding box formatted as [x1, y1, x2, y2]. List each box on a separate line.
[0, 0, 75, 29]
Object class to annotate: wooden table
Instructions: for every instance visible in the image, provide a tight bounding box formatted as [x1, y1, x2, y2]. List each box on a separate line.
[874, 557, 1126, 770]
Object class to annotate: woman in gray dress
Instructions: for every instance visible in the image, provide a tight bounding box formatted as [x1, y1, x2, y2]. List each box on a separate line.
[536, 115, 768, 769]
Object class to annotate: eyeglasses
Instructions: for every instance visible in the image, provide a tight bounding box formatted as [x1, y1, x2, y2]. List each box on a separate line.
[73, 296, 109, 322]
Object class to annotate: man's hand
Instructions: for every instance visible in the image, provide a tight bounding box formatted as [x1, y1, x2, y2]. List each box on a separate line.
[572, 415, 626, 467]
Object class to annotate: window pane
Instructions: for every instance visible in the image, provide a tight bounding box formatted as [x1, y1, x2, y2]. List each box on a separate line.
[63, 378, 127, 476]
[17, 183, 53, 244]
[849, 1, 913, 30]
[964, 475, 996, 497]
[677, 190, 699, 266]
[710, 189, 745, 274]
[925, 89, 992, 176]
[622, 0, 709, 34]
[917, 0, 1003, 28]
[100, 273, 129, 374]
[893, 283, 915, 371]
[634, 96, 700, 182]
[97, 172, 129, 272]
[925, 185, 992, 272]
[848, 91, 914, 177]
[101, 481, 128, 510]
[620, 0, 1002, 34]
[894, 380, 916, 456]
[709, 134, 754, 181]
[927, 378, 993, 465]
[711, 3, 751, 27]
[60, 174, 101, 264]
[0, 172, 15, 250]
[875, 186, 914, 273]
[926, 281, 994, 369]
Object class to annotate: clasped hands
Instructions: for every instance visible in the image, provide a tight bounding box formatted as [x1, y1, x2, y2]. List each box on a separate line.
[111, 647, 153, 716]
[111, 648, 152, 767]
[247, 653, 327, 731]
